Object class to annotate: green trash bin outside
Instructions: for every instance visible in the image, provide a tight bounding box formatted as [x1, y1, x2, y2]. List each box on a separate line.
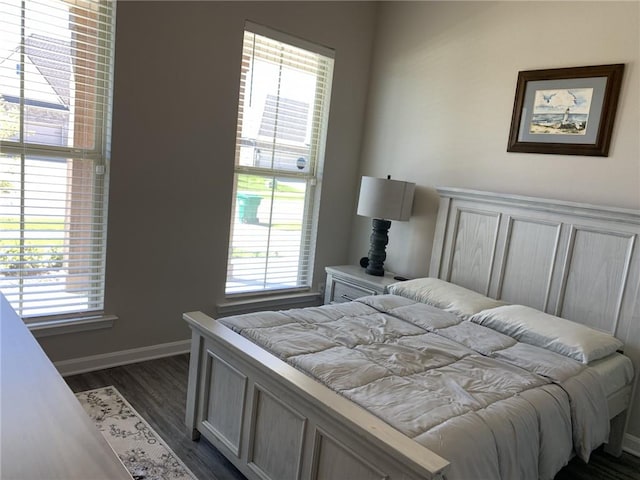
[236, 193, 262, 224]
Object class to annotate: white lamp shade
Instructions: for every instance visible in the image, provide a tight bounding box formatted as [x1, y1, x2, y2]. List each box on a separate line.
[356, 176, 415, 221]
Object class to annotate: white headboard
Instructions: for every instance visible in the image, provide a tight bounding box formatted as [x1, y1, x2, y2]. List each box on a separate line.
[429, 187, 640, 363]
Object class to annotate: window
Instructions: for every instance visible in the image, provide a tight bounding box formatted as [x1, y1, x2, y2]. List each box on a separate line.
[0, 0, 116, 319]
[225, 23, 334, 295]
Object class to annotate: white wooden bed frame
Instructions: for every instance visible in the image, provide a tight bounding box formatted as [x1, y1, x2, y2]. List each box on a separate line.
[184, 187, 640, 480]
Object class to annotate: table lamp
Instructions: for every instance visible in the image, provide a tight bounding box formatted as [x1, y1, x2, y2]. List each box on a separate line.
[356, 175, 415, 276]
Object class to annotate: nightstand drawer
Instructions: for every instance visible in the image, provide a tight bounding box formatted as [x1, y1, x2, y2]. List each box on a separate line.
[324, 265, 399, 304]
[330, 279, 376, 303]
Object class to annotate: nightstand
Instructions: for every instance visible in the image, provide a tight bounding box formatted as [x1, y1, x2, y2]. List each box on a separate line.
[324, 265, 399, 304]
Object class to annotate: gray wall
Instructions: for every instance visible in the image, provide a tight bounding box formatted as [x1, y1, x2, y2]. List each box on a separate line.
[39, 1, 376, 359]
[350, 1, 639, 277]
[349, 0, 640, 443]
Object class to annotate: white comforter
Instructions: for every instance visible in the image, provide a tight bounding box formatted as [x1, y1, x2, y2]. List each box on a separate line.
[220, 295, 609, 480]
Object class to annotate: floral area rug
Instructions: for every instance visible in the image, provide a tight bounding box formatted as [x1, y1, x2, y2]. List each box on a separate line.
[75, 386, 197, 480]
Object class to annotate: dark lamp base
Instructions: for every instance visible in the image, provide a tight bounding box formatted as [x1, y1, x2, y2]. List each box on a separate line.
[365, 266, 385, 276]
[365, 218, 391, 276]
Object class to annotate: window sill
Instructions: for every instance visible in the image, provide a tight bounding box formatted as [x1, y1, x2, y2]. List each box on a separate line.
[27, 314, 118, 338]
[217, 291, 322, 317]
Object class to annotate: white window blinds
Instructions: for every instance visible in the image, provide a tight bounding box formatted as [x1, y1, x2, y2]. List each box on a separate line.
[0, 0, 116, 318]
[225, 23, 334, 295]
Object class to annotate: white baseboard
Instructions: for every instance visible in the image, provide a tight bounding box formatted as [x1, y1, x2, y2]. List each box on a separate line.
[55, 339, 191, 377]
[624, 433, 640, 457]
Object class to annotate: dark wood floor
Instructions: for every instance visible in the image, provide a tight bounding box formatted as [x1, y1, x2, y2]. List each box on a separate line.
[65, 354, 244, 480]
[65, 354, 640, 480]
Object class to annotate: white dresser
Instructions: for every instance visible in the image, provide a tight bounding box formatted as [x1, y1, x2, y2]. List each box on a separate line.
[0, 294, 131, 479]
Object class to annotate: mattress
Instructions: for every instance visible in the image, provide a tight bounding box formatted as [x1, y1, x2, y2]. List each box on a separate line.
[590, 352, 634, 397]
[220, 294, 613, 480]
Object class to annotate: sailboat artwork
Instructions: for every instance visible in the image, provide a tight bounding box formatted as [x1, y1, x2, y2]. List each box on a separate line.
[529, 88, 593, 135]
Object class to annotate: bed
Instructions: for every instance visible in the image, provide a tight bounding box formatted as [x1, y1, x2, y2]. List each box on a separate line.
[184, 187, 639, 480]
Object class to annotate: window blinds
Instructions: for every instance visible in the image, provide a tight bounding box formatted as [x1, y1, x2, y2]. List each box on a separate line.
[225, 24, 334, 294]
[0, 0, 116, 318]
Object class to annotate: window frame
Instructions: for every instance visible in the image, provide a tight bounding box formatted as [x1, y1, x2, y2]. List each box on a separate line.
[224, 22, 334, 298]
[0, 0, 116, 326]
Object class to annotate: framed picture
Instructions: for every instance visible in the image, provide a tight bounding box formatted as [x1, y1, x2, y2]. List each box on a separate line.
[507, 64, 624, 156]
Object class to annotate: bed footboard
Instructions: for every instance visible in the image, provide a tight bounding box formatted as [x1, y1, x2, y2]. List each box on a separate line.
[184, 311, 449, 480]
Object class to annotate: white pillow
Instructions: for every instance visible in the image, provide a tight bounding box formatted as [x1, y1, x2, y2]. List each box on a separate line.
[387, 277, 504, 320]
[469, 304, 623, 364]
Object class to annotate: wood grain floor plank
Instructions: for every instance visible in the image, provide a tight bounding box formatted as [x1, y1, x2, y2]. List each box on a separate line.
[65, 354, 639, 480]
